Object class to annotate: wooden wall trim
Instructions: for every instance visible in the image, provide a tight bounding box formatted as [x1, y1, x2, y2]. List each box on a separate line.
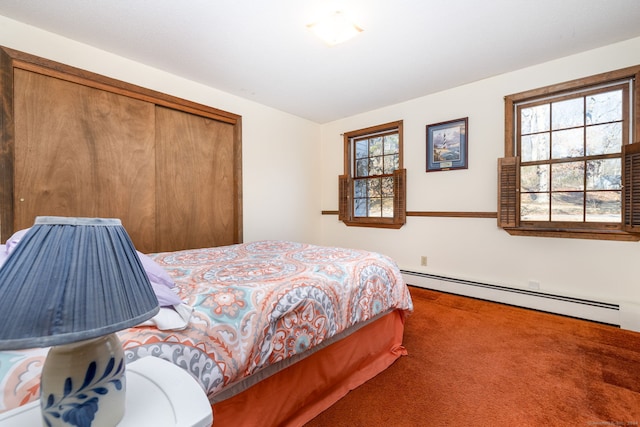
[1, 46, 241, 124]
[234, 117, 244, 243]
[406, 211, 497, 218]
[322, 210, 497, 219]
[0, 47, 16, 241]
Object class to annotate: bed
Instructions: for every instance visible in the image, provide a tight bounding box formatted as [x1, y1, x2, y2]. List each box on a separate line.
[0, 239, 413, 426]
[0, 46, 412, 427]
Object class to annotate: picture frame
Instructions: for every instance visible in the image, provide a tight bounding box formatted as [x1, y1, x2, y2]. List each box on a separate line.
[426, 117, 468, 172]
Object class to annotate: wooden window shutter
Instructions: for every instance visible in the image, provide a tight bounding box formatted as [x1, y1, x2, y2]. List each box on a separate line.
[497, 157, 519, 228]
[393, 168, 406, 225]
[623, 142, 640, 233]
[338, 175, 352, 222]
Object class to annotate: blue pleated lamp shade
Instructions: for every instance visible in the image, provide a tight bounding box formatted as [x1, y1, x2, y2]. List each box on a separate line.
[0, 216, 160, 350]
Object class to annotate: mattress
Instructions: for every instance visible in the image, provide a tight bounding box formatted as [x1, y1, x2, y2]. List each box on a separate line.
[0, 240, 413, 414]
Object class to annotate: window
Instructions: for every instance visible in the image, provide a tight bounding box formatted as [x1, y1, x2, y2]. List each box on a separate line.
[499, 65, 640, 241]
[339, 121, 406, 228]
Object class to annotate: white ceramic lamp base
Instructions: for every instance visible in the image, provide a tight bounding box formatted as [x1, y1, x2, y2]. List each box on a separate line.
[40, 333, 126, 427]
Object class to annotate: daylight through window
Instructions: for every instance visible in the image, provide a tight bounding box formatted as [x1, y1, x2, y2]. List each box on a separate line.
[353, 131, 400, 218]
[499, 65, 640, 241]
[517, 83, 627, 223]
[339, 121, 406, 228]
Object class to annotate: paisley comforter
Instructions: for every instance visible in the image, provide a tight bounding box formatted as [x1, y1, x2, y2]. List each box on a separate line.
[0, 240, 413, 411]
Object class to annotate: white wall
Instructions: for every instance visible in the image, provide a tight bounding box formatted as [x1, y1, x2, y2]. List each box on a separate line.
[0, 16, 323, 245]
[320, 36, 640, 315]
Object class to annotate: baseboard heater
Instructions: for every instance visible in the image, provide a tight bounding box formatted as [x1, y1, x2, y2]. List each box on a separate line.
[401, 270, 621, 327]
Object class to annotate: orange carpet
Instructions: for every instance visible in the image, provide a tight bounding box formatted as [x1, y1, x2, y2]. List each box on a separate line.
[304, 286, 640, 426]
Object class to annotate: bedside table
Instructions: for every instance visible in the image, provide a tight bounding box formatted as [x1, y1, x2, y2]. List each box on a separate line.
[0, 356, 213, 427]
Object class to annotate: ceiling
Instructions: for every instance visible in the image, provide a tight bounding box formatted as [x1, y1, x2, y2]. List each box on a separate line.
[1, 0, 640, 124]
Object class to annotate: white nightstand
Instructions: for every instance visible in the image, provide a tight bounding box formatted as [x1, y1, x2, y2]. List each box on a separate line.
[0, 357, 213, 427]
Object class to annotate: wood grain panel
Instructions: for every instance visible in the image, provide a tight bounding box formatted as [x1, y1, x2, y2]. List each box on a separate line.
[155, 106, 236, 252]
[13, 69, 156, 251]
[1, 46, 243, 251]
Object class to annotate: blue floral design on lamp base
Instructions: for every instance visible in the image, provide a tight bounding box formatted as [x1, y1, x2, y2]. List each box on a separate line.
[40, 333, 127, 427]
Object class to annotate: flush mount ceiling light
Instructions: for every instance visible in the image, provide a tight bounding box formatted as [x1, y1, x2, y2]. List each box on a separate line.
[307, 10, 363, 46]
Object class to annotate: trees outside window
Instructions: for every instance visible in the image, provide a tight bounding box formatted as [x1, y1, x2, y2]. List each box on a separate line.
[339, 121, 406, 228]
[499, 65, 640, 241]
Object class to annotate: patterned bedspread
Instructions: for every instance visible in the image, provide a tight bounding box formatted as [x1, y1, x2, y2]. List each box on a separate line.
[0, 240, 413, 411]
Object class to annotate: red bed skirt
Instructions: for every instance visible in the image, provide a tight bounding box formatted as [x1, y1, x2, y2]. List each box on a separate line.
[211, 309, 408, 427]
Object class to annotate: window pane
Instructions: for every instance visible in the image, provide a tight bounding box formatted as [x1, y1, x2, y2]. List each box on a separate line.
[585, 191, 621, 222]
[551, 128, 584, 159]
[521, 193, 549, 221]
[368, 198, 382, 217]
[381, 177, 394, 197]
[354, 179, 366, 197]
[369, 156, 383, 175]
[552, 161, 584, 191]
[343, 121, 402, 226]
[507, 77, 631, 233]
[383, 154, 399, 174]
[382, 198, 394, 217]
[521, 104, 550, 134]
[355, 140, 368, 159]
[369, 137, 383, 156]
[586, 159, 621, 190]
[384, 135, 399, 154]
[521, 133, 550, 161]
[355, 159, 368, 177]
[586, 122, 622, 155]
[354, 198, 367, 216]
[521, 164, 549, 192]
[586, 90, 622, 125]
[551, 192, 584, 222]
[367, 178, 381, 197]
[552, 98, 584, 130]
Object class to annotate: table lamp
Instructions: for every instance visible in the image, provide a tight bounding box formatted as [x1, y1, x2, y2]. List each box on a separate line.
[0, 217, 160, 427]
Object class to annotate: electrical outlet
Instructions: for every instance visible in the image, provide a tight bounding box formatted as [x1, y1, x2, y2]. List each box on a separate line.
[420, 256, 428, 266]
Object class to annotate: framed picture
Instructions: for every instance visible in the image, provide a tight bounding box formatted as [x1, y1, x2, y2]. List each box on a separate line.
[426, 117, 468, 172]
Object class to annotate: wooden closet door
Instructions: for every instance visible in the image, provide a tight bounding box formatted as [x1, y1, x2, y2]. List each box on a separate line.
[13, 69, 157, 252]
[155, 106, 237, 252]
